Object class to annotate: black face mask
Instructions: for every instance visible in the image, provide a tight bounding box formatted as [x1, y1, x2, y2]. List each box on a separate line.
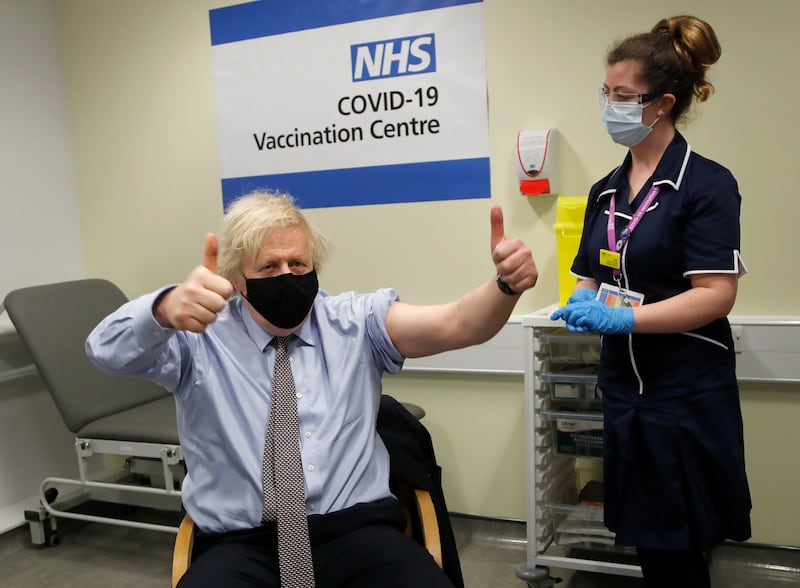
[243, 271, 318, 329]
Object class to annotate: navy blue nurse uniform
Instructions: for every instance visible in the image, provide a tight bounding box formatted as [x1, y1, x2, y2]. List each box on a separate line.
[571, 131, 752, 550]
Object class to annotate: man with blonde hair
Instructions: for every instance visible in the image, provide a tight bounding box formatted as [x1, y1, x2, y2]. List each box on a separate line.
[86, 190, 537, 588]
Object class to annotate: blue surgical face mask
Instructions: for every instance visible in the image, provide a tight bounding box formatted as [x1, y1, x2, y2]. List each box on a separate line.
[602, 102, 660, 147]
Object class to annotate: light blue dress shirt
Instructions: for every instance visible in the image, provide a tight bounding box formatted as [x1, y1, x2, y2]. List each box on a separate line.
[85, 287, 404, 533]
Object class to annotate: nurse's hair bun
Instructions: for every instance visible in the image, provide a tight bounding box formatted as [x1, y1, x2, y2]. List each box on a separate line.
[651, 15, 721, 103]
[607, 14, 723, 125]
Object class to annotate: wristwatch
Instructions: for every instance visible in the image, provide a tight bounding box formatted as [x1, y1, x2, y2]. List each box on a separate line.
[496, 273, 518, 296]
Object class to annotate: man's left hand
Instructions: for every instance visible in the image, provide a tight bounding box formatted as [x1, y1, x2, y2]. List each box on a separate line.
[490, 206, 538, 294]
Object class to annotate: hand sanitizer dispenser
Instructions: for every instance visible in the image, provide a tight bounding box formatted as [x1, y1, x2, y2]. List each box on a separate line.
[516, 128, 557, 196]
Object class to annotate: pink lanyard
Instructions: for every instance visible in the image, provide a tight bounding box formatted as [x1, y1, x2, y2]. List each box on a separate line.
[606, 185, 661, 281]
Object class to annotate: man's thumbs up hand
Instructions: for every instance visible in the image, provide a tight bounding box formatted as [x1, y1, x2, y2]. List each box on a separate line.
[154, 233, 235, 332]
[202, 232, 220, 273]
[490, 206, 538, 295]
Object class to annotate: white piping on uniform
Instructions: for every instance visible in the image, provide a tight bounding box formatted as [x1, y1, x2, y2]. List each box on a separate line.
[570, 271, 595, 282]
[680, 331, 729, 351]
[683, 250, 749, 278]
[653, 144, 691, 190]
[674, 144, 691, 189]
[619, 239, 646, 395]
[602, 201, 660, 220]
[735, 250, 748, 277]
[628, 333, 645, 395]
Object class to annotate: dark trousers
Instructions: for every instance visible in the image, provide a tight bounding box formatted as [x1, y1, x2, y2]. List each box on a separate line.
[177, 498, 454, 588]
[636, 547, 711, 588]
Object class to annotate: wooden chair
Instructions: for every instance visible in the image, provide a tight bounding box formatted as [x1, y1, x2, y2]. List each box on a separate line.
[172, 395, 464, 587]
[171, 482, 442, 588]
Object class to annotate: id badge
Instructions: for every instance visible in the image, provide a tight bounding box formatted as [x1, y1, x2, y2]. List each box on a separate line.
[596, 282, 645, 307]
[599, 249, 620, 269]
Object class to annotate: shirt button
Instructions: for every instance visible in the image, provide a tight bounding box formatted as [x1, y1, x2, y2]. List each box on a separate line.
[304, 431, 312, 438]
[309, 503, 317, 511]
[296, 392, 302, 399]
[307, 464, 315, 471]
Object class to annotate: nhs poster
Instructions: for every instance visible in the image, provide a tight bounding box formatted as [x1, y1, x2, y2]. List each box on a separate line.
[209, 0, 489, 209]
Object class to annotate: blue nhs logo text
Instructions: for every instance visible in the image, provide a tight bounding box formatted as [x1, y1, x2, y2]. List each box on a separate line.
[351, 34, 436, 82]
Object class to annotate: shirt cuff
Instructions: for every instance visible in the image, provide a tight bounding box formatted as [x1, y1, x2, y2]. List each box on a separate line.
[130, 286, 179, 344]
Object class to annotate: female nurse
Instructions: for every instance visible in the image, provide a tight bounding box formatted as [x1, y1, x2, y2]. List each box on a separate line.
[551, 15, 752, 588]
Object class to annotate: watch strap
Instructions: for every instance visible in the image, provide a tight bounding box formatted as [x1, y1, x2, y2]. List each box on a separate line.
[496, 273, 518, 296]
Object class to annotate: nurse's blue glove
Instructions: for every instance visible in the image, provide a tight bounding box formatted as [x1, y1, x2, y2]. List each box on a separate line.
[550, 300, 635, 334]
[567, 288, 597, 304]
[548, 290, 598, 331]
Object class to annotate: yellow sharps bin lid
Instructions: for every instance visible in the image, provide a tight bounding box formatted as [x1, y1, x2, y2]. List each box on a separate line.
[553, 195, 588, 228]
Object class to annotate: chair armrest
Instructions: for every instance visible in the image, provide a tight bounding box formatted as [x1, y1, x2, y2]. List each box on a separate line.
[414, 488, 442, 568]
[171, 513, 196, 588]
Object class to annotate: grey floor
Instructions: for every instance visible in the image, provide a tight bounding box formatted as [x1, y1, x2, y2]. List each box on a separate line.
[1, 506, 799, 587]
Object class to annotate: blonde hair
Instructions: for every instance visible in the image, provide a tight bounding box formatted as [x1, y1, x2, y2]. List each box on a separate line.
[217, 190, 329, 283]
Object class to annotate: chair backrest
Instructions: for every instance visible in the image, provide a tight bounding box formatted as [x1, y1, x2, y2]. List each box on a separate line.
[3, 278, 170, 433]
[377, 395, 464, 588]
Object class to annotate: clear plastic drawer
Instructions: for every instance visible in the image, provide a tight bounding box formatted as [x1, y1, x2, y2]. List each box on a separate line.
[539, 329, 601, 365]
[543, 410, 604, 458]
[542, 370, 600, 404]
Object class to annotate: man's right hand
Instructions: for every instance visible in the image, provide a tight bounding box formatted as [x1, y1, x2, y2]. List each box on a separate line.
[154, 233, 235, 332]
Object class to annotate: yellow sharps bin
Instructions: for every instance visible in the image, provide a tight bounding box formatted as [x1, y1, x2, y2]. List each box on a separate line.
[553, 196, 588, 306]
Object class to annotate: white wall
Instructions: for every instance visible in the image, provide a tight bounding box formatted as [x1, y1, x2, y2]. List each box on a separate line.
[0, 0, 84, 532]
[0, 0, 83, 297]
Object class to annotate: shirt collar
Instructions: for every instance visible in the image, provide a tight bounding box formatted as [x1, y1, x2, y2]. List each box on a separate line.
[234, 295, 318, 352]
[596, 131, 692, 202]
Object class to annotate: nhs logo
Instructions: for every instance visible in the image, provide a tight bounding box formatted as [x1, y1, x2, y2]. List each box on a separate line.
[351, 34, 437, 82]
